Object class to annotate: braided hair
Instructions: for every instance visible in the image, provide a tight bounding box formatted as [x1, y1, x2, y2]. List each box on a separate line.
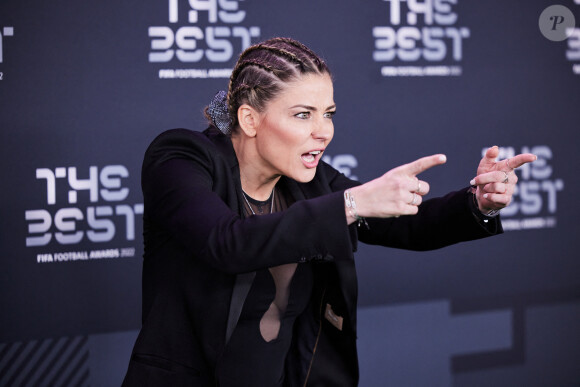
[205, 37, 330, 133]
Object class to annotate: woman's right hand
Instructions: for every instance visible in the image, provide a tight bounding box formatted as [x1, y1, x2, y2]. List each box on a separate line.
[346, 154, 447, 223]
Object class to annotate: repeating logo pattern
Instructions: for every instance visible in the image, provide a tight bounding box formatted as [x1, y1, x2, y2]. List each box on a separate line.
[372, 0, 470, 77]
[565, 3, 580, 75]
[24, 165, 143, 263]
[0, 25, 14, 80]
[322, 154, 359, 181]
[148, 0, 261, 79]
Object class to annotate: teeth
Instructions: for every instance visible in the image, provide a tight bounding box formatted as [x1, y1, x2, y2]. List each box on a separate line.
[309, 151, 321, 155]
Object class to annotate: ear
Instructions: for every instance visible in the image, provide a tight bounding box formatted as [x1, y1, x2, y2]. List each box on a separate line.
[237, 104, 260, 137]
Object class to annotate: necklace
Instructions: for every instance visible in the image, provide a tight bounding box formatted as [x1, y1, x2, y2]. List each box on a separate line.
[242, 187, 275, 215]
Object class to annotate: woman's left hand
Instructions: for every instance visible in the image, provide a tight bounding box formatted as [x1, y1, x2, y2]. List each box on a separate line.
[469, 146, 537, 214]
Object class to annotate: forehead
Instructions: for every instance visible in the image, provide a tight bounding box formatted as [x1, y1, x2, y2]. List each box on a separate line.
[273, 73, 334, 107]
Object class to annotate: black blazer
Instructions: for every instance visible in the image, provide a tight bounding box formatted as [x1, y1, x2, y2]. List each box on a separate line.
[123, 127, 501, 387]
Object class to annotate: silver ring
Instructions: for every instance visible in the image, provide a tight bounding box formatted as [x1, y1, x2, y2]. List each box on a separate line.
[502, 171, 509, 184]
[505, 158, 513, 170]
[410, 193, 418, 205]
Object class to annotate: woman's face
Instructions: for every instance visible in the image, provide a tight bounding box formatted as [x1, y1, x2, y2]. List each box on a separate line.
[253, 73, 335, 183]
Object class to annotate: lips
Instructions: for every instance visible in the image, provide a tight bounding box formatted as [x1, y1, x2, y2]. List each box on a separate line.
[301, 150, 323, 167]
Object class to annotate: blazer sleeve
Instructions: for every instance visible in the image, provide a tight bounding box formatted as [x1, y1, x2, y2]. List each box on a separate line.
[141, 129, 354, 275]
[319, 162, 503, 251]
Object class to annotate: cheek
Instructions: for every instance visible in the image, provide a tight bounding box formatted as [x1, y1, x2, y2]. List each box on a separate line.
[274, 130, 304, 153]
[261, 131, 299, 163]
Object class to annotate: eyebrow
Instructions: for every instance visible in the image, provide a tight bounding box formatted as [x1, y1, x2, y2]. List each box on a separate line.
[289, 104, 336, 111]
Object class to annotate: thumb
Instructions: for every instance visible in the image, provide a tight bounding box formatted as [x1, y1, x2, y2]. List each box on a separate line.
[485, 145, 499, 161]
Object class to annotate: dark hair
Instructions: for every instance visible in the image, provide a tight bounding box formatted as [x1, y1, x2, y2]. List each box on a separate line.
[205, 37, 331, 132]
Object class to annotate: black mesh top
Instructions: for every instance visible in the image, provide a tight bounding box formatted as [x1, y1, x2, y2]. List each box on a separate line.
[217, 184, 314, 386]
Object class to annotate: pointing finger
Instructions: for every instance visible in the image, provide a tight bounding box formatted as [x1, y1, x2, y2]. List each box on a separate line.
[505, 153, 537, 170]
[401, 154, 447, 176]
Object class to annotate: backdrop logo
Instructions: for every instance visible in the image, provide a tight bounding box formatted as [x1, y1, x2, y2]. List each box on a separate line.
[568, 28, 580, 74]
[487, 146, 564, 231]
[322, 154, 359, 180]
[565, 2, 580, 75]
[372, 0, 470, 77]
[25, 165, 143, 263]
[0, 26, 14, 81]
[149, 0, 261, 79]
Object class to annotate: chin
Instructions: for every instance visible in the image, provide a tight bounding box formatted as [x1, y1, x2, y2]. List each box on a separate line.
[292, 169, 317, 183]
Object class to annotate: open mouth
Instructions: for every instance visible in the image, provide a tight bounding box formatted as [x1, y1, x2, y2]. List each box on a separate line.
[301, 150, 322, 163]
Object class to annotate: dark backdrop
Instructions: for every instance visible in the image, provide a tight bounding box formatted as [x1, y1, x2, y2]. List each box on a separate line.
[1, 0, 578, 385]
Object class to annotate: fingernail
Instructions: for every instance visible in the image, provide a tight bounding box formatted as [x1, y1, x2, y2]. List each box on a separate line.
[483, 193, 488, 199]
[470, 179, 475, 186]
[439, 155, 447, 162]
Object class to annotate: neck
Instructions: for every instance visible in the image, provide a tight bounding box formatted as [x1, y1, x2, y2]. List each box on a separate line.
[232, 132, 281, 201]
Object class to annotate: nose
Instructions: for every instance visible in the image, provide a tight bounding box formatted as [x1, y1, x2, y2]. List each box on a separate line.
[312, 118, 334, 142]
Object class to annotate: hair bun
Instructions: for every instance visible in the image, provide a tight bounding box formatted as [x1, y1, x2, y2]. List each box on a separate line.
[208, 90, 232, 135]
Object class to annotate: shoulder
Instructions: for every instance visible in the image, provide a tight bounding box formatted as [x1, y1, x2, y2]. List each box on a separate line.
[141, 128, 236, 195]
[144, 127, 234, 166]
[147, 128, 214, 154]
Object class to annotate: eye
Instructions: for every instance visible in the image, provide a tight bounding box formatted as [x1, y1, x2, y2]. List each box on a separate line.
[324, 110, 336, 119]
[295, 112, 310, 119]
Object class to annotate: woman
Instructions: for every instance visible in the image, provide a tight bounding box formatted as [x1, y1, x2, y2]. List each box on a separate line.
[123, 37, 536, 386]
